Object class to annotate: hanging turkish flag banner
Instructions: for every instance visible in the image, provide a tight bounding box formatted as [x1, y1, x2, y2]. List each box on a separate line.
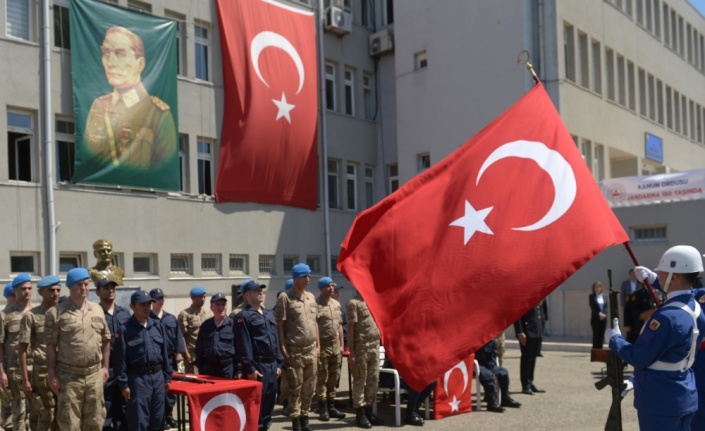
[215, 0, 318, 209]
[433, 354, 474, 419]
[337, 83, 628, 391]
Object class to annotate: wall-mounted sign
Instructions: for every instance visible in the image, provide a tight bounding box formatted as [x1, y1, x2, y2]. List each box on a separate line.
[645, 132, 663, 163]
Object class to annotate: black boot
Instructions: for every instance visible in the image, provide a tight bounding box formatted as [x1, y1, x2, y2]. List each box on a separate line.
[355, 407, 372, 429]
[291, 417, 301, 431]
[405, 410, 424, 426]
[327, 399, 346, 419]
[300, 416, 312, 431]
[318, 399, 330, 421]
[282, 399, 290, 417]
[486, 391, 505, 413]
[501, 391, 521, 408]
[363, 405, 384, 426]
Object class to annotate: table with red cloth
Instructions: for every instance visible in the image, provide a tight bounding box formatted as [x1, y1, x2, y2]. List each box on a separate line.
[168, 373, 262, 431]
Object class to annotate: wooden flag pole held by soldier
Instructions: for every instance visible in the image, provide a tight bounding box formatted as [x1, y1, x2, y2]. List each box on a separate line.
[623, 242, 662, 308]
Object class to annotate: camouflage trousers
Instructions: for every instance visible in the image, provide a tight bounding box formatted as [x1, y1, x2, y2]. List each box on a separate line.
[56, 366, 105, 431]
[29, 368, 57, 431]
[351, 342, 379, 408]
[316, 346, 341, 401]
[7, 367, 28, 431]
[284, 344, 317, 418]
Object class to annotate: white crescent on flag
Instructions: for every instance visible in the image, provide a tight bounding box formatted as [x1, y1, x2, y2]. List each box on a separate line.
[199, 392, 246, 431]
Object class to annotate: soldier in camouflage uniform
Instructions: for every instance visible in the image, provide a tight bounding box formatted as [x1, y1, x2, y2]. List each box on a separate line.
[19, 275, 61, 431]
[347, 291, 384, 429]
[178, 287, 212, 374]
[314, 277, 345, 422]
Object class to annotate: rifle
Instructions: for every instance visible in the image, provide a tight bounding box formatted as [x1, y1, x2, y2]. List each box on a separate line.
[591, 269, 625, 431]
[172, 374, 215, 384]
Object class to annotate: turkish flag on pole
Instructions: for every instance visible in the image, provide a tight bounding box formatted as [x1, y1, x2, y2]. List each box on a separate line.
[337, 83, 628, 391]
[215, 0, 318, 209]
[433, 354, 474, 419]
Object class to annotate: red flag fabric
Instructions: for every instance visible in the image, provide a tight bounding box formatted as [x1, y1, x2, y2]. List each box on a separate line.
[215, 0, 318, 209]
[169, 375, 262, 431]
[433, 354, 474, 419]
[337, 83, 628, 391]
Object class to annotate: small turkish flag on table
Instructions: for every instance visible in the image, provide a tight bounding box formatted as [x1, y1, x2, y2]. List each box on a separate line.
[169, 374, 262, 431]
[433, 354, 474, 419]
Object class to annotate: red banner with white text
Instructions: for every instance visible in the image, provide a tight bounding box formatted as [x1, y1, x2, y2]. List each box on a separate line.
[215, 0, 318, 209]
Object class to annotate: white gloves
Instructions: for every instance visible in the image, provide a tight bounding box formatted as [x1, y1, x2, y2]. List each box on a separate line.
[634, 266, 657, 284]
[621, 375, 635, 397]
[610, 318, 621, 338]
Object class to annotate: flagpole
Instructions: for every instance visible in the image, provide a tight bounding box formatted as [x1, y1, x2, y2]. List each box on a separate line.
[316, 0, 332, 274]
[517, 50, 540, 85]
[623, 242, 663, 308]
[41, 0, 57, 275]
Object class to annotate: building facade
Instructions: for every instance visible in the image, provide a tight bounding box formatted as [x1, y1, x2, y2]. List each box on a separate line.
[1, 0, 704, 336]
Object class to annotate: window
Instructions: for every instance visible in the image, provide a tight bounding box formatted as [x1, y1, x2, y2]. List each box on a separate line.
[170, 254, 192, 275]
[384, 0, 393, 24]
[344, 68, 355, 116]
[330, 255, 340, 273]
[414, 51, 428, 70]
[678, 16, 684, 56]
[325, 63, 336, 111]
[201, 254, 221, 276]
[690, 100, 696, 139]
[258, 255, 275, 276]
[632, 226, 666, 242]
[59, 253, 83, 273]
[627, 61, 636, 111]
[7, 0, 31, 40]
[645, 0, 653, 32]
[580, 139, 592, 169]
[636, 0, 644, 25]
[653, 0, 661, 38]
[681, 94, 688, 134]
[417, 153, 430, 171]
[591, 40, 602, 94]
[360, 0, 370, 28]
[674, 90, 681, 133]
[578, 32, 589, 88]
[195, 24, 210, 80]
[687, 23, 693, 64]
[346, 163, 357, 211]
[625, 0, 633, 16]
[229, 254, 248, 275]
[283, 255, 298, 273]
[617, 55, 626, 106]
[56, 119, 75, 182]
[197, 139, 214, 196]
[663, 3, 670, 46]
[306, 255, 321, 274]
[593, 144, 605, 180]
[564, 24, 575, 82]
[605, 48, 615, 101]
[671, 10, 678, 51]
[10, 252, 38, 274]
[7, 111, 34, 182]
[166, 11, 186, 75]
[365, 166, 374, 209]
[328, 159, 339, 209]
[127, 0, 151, 13]
[656, 79, 664, 125]
[697, 104, 703, 144]
[647, 74, 655, 121]
[53, 0, 70, 49]
[666, 85, 673, 129]
[388, 164, 399, 194]
[133, 253, 156, 275]
[178, 134, 189, 192]
[363, 74, 374, 120]
[638, 68, 647, 116]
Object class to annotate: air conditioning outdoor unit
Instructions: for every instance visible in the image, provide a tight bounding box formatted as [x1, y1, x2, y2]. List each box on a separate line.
[369, 28, 394, 57]
[325, 6, 352, 36]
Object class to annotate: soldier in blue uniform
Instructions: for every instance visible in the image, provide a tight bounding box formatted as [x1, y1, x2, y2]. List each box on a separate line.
[691, 288, 705, 430]
[610, 245, 705, 431]
[97, 277, 131, 431]
[195, 293, 238, 378]
[234, 280, 283, 431]
[114, 291, 172, 431]
[149, 288, 185, 429]
[475, 338, 521, 412]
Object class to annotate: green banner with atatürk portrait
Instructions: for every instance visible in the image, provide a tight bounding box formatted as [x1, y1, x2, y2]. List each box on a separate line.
[70, 0, 179, 191]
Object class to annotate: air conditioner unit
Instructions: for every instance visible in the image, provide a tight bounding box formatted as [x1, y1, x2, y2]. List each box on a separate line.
[369, 28, 394, 57]
[325, 6, 352, 36]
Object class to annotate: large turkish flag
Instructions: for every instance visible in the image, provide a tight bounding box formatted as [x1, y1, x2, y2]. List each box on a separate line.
[434, 354, 474, 419]
[337, 83, 628, 391]
[215, 0, 318, 209]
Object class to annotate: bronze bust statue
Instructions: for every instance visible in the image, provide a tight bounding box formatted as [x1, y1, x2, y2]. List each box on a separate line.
[89, 239, 125, 286]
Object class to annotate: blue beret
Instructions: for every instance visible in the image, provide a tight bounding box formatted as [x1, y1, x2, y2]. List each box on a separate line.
[131, 290, 154, 304]
[149, 288, 165, 299]
[3, 283, 14, 298]
[12, 273, 31, 288]
[37, 275, 61, 289]
[190, 286, 206, 297]
[210, 293, 227, 303]
[285, 279, 293, 291]
[240, 280, 266, 293]
[66, 268, 90, 287]
[291, 263, 311, 278]
[318, 277, 334, 289]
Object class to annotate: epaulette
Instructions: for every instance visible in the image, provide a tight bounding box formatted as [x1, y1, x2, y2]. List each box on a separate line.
[151, 96, 171, 112]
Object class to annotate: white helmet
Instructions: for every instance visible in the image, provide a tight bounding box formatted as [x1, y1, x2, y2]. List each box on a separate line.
[655, 245, 704, 274]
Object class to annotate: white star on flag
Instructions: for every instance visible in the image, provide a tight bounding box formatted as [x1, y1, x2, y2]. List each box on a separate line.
[448, 395, 461, 413]
[272, 92, 295, 123]
[449, 200, 494, 245]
